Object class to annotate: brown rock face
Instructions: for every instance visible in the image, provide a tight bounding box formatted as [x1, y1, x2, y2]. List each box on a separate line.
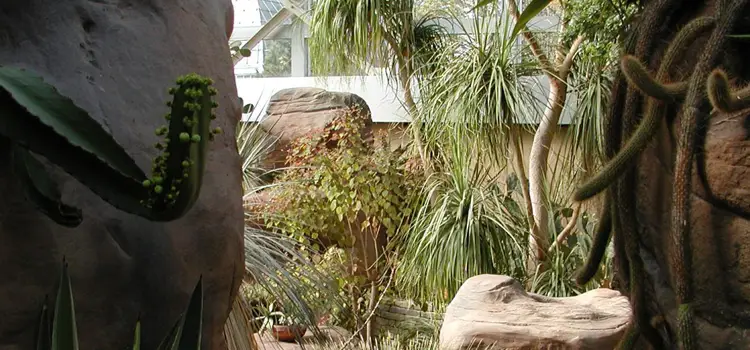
[0, 1, 243, 349]
[259, 87, 373, 169]
[439, 275, 631, 350]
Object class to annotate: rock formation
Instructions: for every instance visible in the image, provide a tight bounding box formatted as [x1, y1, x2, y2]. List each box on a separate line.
[0, 1, 243, 349]
[439, 275, 631, 350]
[258, 87, 374, 170]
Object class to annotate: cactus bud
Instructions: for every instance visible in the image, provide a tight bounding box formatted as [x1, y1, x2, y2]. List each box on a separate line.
[154, 185, 163, 194]
[179, 132, 190, 142]
[142, 179, 152, 187]
[191, 134, 201, 143]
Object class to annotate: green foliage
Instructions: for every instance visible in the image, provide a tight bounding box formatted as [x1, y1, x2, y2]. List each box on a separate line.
[242, 225, 344, 336]
[236, 121, 277, 192]
[260, 40, 292, 78]
[262, 107, 420, 251]
[308, 0, 447, 83]
[0, 66, 219, 225]
[244, 247, 360, 330]
[562, 0, 640, 57]
[415, 7, 540, 169]
[35, 262, 204, 350]
[394, 137, 530, 303]
[528, 208, 614, 297]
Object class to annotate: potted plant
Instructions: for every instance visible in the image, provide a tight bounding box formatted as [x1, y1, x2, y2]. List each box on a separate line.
[252, 302, 308, 342]
[271, 313, 308, 342]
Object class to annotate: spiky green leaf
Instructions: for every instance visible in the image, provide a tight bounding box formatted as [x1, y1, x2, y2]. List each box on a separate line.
[35, 299, 52, 350]
[0, 66, 149, 217]
[51, 261, 79, 350]
[132, 320, 142, 350]
[510, 0, 553, 39]
[174, 277, 203, 350]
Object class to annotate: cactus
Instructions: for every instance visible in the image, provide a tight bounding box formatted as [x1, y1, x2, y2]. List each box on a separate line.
[0, 66, 221, 226]
[621, 56, 688, 101]
[616, 324, 640, 350]
[707, 68, 750, 112]
[575, 197, 612, 285]
[678, 303, 696, 350]
[34, 261, 204, 350]
[574, 16, 714, 202]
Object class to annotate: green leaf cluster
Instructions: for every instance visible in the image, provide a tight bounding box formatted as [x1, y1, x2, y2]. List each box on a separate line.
[261, 107, 421, 251]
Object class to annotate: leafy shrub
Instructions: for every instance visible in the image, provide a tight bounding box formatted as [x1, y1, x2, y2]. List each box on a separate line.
[260, 106, 422, 257]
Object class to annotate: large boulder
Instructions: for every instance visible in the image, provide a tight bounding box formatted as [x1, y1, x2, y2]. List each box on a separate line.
[0, 1, 243, 349]
[439, 275, 631, 350]
[258, 87, 374, 170]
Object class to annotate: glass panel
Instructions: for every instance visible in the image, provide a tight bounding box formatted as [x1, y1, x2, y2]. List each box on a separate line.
[259, 39, 292, 77]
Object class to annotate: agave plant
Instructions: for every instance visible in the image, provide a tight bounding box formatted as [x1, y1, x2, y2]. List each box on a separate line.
[35, 261, 204, 350]
[0, 66, 222, 227]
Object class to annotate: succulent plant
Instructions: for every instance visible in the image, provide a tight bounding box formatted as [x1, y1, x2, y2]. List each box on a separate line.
[35, 260, 204, 350]
[0, 66, 222, 227]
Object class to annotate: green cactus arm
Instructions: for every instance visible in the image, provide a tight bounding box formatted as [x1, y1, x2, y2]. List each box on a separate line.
[621, 55, 687, 101]
[707, 69, 750, 112]
[574, 17, 714, 202]
[0, 67, 218, 222]
[13, 146, 83, 227]
[143, 74, 220, 220]
[575, 199, 612, 285]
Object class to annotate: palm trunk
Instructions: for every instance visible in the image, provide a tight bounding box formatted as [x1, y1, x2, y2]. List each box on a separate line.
[399, 68, 430, 173]
[527, 78, 567, 264]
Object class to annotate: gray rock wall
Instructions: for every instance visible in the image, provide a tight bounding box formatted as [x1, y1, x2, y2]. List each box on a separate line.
[0, 1, 243, 349]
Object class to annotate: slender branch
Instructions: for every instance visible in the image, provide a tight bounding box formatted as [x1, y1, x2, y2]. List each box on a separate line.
[548, 201, 582, 253]
[336, 256, 395, 350]
[506, 0, 553, 71]
[560, 35, 584, 78]
[382, 27, 431, 172]
[512, 134, 536, 243]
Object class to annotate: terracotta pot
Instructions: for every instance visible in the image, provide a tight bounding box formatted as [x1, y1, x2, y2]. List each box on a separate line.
[272, 324, 308, 342]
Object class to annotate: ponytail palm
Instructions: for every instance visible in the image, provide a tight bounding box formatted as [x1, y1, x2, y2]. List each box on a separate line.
[307, 0, 447, 166]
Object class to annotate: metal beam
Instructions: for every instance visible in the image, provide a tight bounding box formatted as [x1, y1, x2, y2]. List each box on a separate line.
[232, 8, 295, 65]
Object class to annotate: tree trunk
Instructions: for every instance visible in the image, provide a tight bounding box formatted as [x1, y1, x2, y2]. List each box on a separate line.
[399, 69, 430, 173]
[527, 77, 567, 265]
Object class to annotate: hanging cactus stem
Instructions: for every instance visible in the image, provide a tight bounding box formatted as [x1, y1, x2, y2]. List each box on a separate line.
[0, 66, 218, 224]
[142, 73, 217, 219]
